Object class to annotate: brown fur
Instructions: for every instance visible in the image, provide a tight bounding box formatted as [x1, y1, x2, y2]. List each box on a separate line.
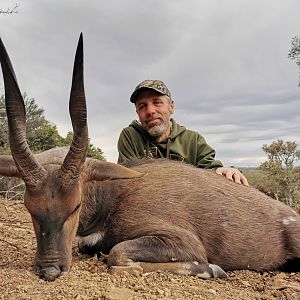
[78, 159, 300, 274]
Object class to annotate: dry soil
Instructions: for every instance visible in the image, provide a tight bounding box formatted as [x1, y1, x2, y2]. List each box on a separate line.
[0, 197, 299, 300]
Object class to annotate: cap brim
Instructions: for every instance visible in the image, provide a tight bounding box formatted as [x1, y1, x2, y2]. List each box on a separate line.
[130, 87, 165, 103]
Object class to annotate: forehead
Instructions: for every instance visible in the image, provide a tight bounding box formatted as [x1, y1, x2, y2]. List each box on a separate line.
[135, 89, 166, 103]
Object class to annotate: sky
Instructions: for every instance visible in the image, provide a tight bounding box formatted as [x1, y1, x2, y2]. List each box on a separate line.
[0, 0, 299, 167]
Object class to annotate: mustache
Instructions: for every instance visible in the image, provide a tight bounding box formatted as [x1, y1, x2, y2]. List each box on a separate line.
[144, 115, 162, 122]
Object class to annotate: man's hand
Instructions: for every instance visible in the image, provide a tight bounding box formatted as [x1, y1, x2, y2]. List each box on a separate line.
[215, 167, 249, 186]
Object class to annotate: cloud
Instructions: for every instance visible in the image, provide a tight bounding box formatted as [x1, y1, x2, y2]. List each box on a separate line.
[0, 0, 299, 166]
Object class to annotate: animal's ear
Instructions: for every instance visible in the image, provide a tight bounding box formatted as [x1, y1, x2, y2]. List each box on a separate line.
[0, 155, 20, 177]
[85, 160, 143, 182]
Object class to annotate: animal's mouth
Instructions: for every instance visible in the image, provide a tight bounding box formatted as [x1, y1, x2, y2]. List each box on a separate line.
[35, 264, 69, 282]
[34, 255, 70, 282]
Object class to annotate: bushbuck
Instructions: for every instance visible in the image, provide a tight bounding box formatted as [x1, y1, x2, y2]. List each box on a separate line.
[0, 34, 299, 282]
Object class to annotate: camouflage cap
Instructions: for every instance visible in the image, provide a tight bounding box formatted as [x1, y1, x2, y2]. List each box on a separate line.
[130, 80, 172, 103]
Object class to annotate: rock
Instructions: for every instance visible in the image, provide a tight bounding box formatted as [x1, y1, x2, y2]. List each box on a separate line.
[271, 279, 300, 291]
[109, 265, 143, 276]
[104, 286, 135, 300]
[241, 280, 251, 287]
[208, 289, 217, 295]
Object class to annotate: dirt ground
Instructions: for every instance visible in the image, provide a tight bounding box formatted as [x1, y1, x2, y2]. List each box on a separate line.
[0, 197, 299, 300]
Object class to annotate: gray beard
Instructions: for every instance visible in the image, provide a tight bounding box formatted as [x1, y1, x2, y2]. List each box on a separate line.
[146, 122, 169, 138]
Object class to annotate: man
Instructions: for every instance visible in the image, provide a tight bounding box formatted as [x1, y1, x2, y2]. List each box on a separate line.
[118, 80, 249, 186]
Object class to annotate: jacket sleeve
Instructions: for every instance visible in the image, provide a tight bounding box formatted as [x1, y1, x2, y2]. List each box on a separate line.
[117, 128, 140, 164]
[196, 135, 223, 169]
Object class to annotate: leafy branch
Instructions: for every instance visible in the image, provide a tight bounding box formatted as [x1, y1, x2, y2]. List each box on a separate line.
[288, 36, 300, 86]
[0, 3, 19, 15]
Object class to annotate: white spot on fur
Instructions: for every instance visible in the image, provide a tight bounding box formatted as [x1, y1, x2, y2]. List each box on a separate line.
[176, 269, 192, 276]
[282, 216, 297, 225]
[193, 261, 199, 265]
[78, 232, 105, 247]
[196, 271, 211, 279]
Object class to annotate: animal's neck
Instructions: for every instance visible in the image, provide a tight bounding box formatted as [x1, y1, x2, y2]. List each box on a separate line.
[77, 181, 120, 236]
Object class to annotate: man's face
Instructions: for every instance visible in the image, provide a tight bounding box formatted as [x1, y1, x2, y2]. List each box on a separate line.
[135, 89, 174, 140]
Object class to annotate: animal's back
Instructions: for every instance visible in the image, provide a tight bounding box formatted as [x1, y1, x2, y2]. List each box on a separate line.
[116, 159, 300, 271]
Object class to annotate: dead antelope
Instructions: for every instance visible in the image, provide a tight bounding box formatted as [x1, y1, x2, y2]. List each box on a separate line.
[0, 34, 299, 282]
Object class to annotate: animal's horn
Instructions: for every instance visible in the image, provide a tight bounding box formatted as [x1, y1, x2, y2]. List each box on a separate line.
[59, 33, 88, 188]
[0, 38, 46, 189]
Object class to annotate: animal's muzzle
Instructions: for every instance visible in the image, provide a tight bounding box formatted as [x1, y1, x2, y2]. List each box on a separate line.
[37, 266, 61, 282]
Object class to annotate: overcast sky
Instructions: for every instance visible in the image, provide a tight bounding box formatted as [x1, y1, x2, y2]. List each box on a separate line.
[0, 0, 299, 166]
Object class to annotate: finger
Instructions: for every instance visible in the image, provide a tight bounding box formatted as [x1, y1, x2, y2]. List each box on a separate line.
[232, 172, 242, 184]
[215, 167, 224, 175]
[225, 170, 235, 181]
[240, 174, 249, 186]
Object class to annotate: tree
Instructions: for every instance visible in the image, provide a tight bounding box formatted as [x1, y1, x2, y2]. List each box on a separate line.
[28, 122, 66, 152]
[0, 94, 48, 153]
[0, 94, 105, 160]
[0, 94, 12, 152]
[63, 131, 105, 160]
[87, 144, 105, 160]
[0, 96, 8, 151]
[288, 36, 300, 86]
[259, 140, 300, 209]
[0, 3, 18, 15]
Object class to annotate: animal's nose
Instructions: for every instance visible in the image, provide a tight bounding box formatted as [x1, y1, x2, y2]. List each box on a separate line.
[40, 266, 61, 282]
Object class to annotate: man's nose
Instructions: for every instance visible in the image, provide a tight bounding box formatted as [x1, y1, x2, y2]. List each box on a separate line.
[145, 103, 156, 115]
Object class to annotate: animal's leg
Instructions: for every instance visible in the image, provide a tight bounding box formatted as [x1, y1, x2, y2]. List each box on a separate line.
[107, 236, 227, 279]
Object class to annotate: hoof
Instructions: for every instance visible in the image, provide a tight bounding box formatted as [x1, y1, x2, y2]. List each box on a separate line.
[39, 266, 61, 282]
[209, 263, 228, 278]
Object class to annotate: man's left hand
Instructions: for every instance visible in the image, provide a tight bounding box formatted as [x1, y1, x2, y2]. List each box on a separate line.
[215, 167, 249, 186]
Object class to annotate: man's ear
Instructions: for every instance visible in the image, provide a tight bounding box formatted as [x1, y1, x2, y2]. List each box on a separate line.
[170, 99, 175, 114]
[85, 160, 143, 182]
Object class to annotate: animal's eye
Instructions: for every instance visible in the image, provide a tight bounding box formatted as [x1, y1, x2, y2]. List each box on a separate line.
[66, 203, 81, 221]
[73, 203, 81, 215]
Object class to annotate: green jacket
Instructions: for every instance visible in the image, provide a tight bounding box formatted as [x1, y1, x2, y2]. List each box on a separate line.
[117, 119, 223, 169]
